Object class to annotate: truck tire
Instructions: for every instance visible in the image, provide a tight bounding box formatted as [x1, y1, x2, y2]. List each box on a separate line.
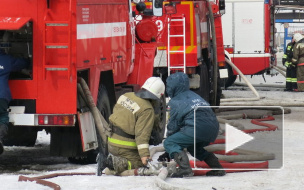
[95, 84, 111, 158]
[96, 85, 111, 123]
[149, 95, 166, 145]
[192, 63, 210, 102]
[4, 124, 37, 147]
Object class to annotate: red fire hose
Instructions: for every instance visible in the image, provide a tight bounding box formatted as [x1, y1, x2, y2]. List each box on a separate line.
[213, 116, 278, 144]
[194, 115, 278, 175]
[18, 172, 95, 190]
[189, 160, 269, 176]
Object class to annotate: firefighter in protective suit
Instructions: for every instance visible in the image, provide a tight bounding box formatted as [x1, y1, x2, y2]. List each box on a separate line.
[100, 77, 165, 175]
[158, 72, 225, 177]
[0, 48, 29, 154]
[292, 33, 304, 92]
[282, 36, 297, 91]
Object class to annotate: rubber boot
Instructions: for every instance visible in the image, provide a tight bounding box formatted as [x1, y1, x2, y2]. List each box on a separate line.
[204, 153, 226, 176]
[0, 139, 3, 155]
[171, 151, 193, 178]
[0, 124, 8, 155]
[97, 152, 111, 176]
[108, 154, 129, 175]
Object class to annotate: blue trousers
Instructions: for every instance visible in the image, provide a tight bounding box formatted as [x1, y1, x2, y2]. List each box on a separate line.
[0, 98, 9, 125]
[164, 132, 211, 161]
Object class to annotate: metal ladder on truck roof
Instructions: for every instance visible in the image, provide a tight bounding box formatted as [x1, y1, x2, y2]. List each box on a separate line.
[42, 1, 73, 80]
[167, 15, 186, 76]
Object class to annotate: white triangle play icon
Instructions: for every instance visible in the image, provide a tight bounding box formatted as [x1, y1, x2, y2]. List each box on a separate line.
[225, 123, 254, 153]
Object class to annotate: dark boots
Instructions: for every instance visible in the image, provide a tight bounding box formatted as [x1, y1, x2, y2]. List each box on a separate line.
[0, 139, 3, 155]
[97, 153, 115, 176]
[97, 153, 129, 176]
[204, 153, 226, 176]
[0, 123, 8, 155]
[171, 151, 193, 178]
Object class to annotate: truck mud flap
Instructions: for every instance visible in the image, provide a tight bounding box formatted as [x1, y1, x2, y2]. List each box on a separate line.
[77, 111, 98, 152]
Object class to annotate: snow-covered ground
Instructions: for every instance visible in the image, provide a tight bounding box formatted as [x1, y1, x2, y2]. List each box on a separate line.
[1, 66, 304, 190]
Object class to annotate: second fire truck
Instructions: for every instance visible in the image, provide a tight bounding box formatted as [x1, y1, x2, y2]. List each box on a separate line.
[221, 0, 276, 87]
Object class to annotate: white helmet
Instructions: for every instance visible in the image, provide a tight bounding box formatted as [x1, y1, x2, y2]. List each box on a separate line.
[294, 33, 303, 42]
[142, 77, 165, 99]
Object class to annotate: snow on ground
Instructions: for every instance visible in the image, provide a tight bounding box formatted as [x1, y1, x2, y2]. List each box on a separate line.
[1, 70, 304, 190]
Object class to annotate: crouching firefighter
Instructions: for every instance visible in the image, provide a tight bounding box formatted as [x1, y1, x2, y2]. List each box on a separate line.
[158, 72, 226, 177]
[97, 77, 165, 175]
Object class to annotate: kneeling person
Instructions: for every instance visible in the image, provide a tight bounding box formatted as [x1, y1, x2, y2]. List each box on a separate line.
[102, 77, 165, 175]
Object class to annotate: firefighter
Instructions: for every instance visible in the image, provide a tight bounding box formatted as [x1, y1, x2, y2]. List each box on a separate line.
[282, 36, 297, 91]
[292, 33, 304, 92]
[158, 72, 225, 177]
[99, 77, 165, 175]
[0, 47, 29, 155]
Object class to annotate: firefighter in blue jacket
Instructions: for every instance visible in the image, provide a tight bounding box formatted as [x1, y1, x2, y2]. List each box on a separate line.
[0, 48, 29, 154]
[159, 72, 225, 177]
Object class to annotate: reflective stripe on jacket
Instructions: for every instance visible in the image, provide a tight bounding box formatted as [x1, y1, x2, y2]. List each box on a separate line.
[283, 42, 295, 66]
[108, 92, 155, 158]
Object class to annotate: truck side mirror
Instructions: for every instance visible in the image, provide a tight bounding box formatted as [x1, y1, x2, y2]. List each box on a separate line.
[153, 0, 163, 16]
[219, 0, 225, 14]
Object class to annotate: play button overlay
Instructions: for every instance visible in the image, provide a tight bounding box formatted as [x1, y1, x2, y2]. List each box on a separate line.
[225, 123, 254, 153]
[193, 106, 284, 170]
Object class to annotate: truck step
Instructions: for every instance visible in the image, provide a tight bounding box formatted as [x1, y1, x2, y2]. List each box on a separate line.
[169, 34, 184, 37]
[45, 43, 69, 49]
[46, 21, 69, 26]
[44, 65, 68, 71]
[169, 66, 185, 69]
[169, 50, 185, 53]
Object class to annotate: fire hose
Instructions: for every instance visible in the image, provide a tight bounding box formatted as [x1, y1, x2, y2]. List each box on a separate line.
[18, 173, 95, 190]
[222, 58, 260, 102]
[222, 59, 304, 106]
[272, 65, 286, 77]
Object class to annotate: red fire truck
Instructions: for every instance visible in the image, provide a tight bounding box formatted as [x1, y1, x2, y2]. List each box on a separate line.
[221, 0, 276, 87]
[2, 0, 226, 163]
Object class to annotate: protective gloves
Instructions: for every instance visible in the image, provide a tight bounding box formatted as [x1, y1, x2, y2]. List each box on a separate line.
[158, 152, 171, 162]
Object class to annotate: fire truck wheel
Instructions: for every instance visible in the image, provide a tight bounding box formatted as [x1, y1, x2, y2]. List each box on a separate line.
[95, 84, 111, 156]
[192, 63, 210, 102]
[149, 95, 166, 146]
[86, 85, 111, 164]
[215, 76, 222, 106]
[3, 124, 37, 147]
[96, 85, 111, 122]
[209, 70, 222, 107]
